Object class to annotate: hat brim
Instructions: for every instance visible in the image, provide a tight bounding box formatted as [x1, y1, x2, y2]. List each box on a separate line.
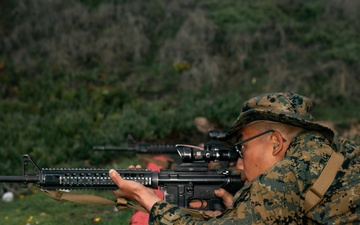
[220, 109, 334, 143]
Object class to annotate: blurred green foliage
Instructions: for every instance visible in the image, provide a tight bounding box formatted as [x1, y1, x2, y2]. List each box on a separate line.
[0, 0, 359, 176]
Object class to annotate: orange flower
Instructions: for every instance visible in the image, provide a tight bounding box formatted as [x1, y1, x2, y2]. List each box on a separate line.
[26, 215, 34, 222]
[92, 217, 101, 222]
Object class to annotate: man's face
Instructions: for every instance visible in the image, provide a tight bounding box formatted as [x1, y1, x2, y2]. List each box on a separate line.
[235, 125, 279, 185]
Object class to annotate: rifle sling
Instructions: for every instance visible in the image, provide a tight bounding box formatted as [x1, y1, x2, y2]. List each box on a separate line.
[304, 150, 344, 213]
[42, 189, 148, 213]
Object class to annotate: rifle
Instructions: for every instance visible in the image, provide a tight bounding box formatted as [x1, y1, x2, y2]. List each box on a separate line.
[93, 130, 228, 155]
[0, 144, 242, 212]
[94, 131, 233, 168]
[93, 134, 187, 155]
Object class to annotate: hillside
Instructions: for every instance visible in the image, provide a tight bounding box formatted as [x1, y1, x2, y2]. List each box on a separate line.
[0, 0, 359, 174]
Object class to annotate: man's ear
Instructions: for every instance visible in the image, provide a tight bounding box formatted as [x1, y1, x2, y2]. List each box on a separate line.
[271, 131, 284, 156]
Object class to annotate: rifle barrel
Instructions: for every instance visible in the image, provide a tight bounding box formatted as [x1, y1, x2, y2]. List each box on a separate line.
[93, 146, 136, 151]
[93, 144, 180, 154]
[0, 176, 39, 183]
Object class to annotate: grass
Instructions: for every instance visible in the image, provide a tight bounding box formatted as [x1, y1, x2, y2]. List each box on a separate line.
[0, 189, 134, 225]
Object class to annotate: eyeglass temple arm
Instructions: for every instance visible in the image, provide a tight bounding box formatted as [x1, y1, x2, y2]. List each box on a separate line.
[233, 129, 275, 148]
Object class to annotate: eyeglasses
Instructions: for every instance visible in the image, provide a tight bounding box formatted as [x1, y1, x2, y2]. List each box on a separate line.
[234, 130, 274, 158]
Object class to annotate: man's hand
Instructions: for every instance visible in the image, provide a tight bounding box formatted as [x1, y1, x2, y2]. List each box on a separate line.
[187, 188, 234, 217]
[214, 188, 234, 208]
[110, 165, 234, 215]
[109, 168, 161, 212]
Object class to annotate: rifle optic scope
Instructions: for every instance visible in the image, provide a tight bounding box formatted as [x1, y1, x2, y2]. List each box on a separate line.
[175, 144, 238, 163]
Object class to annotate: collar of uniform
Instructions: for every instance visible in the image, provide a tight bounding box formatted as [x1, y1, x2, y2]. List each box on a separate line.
[285, 130, 330, 157]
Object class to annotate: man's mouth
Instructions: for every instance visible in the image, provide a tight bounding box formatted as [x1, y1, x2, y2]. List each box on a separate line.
[241, 175, 247, 183]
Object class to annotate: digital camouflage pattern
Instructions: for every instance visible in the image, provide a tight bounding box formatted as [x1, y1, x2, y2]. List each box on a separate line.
[149, 131, 360, 224]
[220, 92, 334, 143]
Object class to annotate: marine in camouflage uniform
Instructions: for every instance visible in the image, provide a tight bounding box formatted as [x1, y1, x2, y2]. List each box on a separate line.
[147, 92, 360, 224]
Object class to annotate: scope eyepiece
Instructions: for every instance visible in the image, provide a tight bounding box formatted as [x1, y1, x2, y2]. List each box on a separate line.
[208, 130, 228, 139]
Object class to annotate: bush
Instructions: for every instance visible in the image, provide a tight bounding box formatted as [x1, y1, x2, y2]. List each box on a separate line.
[0, 0, 359, 176]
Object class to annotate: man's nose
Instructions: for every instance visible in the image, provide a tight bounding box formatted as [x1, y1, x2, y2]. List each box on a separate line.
[236, 158, 244, 171]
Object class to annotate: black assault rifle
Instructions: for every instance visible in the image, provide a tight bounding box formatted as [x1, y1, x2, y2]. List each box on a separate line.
[0, 144, 242, 211]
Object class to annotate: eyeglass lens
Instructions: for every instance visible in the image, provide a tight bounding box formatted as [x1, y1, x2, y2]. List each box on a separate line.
[234, 130, 274, 158]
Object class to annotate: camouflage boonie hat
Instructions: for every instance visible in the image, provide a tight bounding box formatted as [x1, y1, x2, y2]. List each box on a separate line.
[221, 92, 334, 142]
